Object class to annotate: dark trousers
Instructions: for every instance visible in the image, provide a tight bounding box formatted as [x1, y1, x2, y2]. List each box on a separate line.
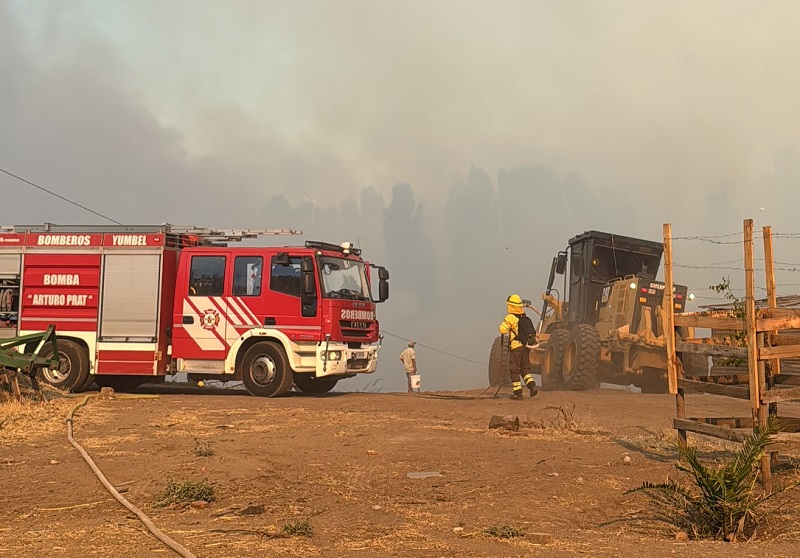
[509, 347, 534, 392]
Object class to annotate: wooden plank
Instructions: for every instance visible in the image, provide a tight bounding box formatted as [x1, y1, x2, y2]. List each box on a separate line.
[676, 340, 747, 358]
[757, 317, 800, 331]
[759, 345, 800, 360]
[663, 223, 679, 396]
[762, 386, 800, 403]
[675, 314, 746, 330]
[759, 308, 800, 319]
[767, 333, 800, 346]
[673, 418, 749, 442]
[687, 416, 754, 428]
[744, 219, 760, 418]
[677, 378, 751, 399]
[774, 418, 800, 433]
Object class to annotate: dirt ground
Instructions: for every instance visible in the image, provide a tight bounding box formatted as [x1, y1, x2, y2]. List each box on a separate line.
[3, 384, 800, 558]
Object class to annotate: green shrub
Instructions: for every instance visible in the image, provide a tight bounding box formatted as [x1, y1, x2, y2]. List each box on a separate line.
[282, 519, 313, 537]
[627, 419, 780, 541]
[155, 478, 216, 507]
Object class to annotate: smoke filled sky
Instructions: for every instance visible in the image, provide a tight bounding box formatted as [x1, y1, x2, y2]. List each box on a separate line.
[3, 1, 800, 390]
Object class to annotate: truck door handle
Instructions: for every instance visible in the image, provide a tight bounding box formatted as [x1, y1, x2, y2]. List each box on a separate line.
[183, 316, 194, 324]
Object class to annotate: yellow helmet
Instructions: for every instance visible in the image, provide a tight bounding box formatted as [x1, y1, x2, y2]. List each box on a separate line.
[506, 294, 524, 314]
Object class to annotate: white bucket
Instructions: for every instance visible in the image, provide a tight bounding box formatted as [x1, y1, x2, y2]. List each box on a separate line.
[410, 374, 421, 390]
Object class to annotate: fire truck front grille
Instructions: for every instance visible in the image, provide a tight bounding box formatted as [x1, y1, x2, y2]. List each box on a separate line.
[339, 320, 374, 338]
[347, 358, 371, 371]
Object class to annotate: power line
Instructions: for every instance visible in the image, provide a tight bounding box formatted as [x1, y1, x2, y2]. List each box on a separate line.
[382, 330, 488, 368]
[0, 166, 122, 225]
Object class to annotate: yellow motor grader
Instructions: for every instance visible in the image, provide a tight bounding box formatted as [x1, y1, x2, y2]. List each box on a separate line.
[488, 230, 704, 392]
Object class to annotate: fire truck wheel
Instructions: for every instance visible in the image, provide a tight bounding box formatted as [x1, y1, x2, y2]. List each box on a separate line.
[541, 329, 568, 391]
[38, 339, 90, 393]
[240, 342, 294, 397]
[562, 324, 601, 390]
[487, 336, 511, 388]
[293, 374, 339, 395]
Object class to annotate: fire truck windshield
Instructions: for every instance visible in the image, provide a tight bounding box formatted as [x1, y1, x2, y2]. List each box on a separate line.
[318, 256, 370, 300]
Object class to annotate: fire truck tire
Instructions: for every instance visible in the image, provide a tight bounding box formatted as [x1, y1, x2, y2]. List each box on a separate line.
[541, 329, 568, 391]
[240, 342, 294, 397]
[293, 374, 339, 395]
[488, 335, 511, 388]
[38, 339, 90, 393]
[562, 324, 601, 390]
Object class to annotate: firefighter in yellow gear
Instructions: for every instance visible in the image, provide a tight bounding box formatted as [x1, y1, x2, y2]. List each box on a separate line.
[499, 294, 538, 399]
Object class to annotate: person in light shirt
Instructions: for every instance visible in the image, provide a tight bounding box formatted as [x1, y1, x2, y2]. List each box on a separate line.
[399, 341, 417, 393]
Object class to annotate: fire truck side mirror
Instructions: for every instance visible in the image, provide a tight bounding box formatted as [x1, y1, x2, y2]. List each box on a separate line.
[377, 267, 389, 302]
[301, 257, 316, 296]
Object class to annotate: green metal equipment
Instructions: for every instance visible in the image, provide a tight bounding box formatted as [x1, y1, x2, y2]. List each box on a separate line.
[0, 325, 59, 400]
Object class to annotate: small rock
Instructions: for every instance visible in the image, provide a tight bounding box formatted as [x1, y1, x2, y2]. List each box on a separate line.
[367, 450, 378, 455]
[576, 476, 584, 484]
[525, 532, 554, 545]
[547, 472, 560, 477]
[190, 501, 208, 509]
[675, 531, 689, 542]
[264, 525, 279, 537]
[49, 460, 60, 465]
[622, 455, 632, 465]
[371, 505, 381, 510]
[453, 527, 464, 533]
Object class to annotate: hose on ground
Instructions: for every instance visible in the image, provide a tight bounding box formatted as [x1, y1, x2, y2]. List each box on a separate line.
[66, 394, 198, 558]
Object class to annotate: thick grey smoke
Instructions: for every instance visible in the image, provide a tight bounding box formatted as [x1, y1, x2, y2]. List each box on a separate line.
[4, 2, 800, 391]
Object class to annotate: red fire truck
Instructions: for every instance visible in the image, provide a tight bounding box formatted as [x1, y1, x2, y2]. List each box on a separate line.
[0, 224, 389, 397]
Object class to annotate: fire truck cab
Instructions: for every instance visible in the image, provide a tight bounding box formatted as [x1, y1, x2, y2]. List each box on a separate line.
[0, 224, 389, 397]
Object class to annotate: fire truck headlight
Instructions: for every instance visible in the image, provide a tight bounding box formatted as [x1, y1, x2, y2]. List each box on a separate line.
[629, 282, 637, 290]
[688, 293, 696, 301]
[323, 351, 343, 361]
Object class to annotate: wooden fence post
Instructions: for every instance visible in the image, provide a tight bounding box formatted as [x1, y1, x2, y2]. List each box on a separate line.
[663, 223, 686, 448]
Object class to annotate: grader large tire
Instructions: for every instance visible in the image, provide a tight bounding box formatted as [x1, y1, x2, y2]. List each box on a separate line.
[541, 329, 568, 391]
[562, 324, 601, 390]
[488, 335, 511, 387]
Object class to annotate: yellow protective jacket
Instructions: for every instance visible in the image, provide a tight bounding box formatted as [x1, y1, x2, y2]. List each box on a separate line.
[499, 313, 523, 350]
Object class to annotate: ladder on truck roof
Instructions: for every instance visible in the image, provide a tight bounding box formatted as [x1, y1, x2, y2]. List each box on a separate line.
[8, 223, 302, 247]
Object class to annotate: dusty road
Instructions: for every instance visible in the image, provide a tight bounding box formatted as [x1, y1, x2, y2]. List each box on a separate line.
[2, 386, 800, 557]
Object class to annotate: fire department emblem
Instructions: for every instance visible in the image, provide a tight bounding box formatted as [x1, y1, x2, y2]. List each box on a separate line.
[201, 309, 220, 330]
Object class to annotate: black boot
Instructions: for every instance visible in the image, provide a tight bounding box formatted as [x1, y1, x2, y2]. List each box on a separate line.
[509, 392, 523, 400]
[528, 382, 539, 397]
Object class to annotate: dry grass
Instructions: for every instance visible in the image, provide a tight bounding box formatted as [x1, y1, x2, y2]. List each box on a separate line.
[0, 396, 74, 446]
